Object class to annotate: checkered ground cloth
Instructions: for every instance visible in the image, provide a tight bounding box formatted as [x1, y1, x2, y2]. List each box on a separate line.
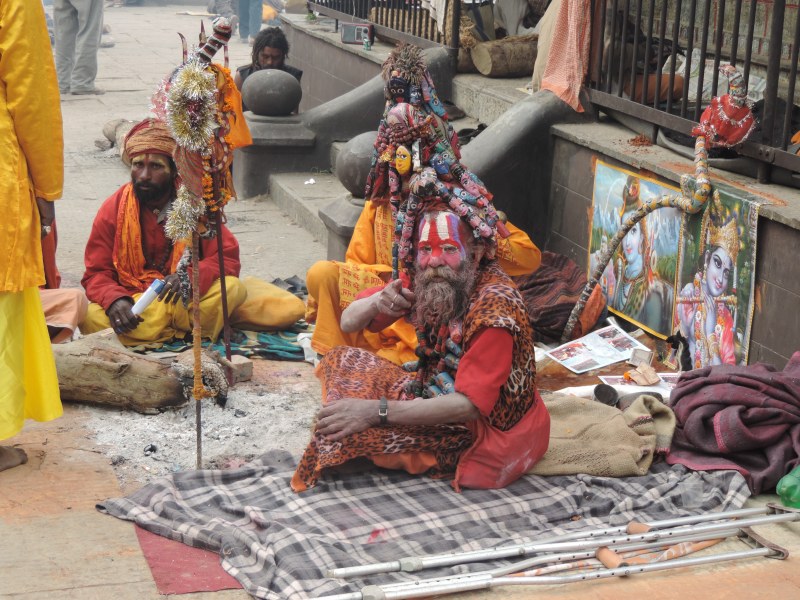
[98, 451, 749, 599]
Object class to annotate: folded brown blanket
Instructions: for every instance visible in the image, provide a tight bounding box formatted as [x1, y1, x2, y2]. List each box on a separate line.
[666, 352, 800, 494]
[529, 392, 676, 477]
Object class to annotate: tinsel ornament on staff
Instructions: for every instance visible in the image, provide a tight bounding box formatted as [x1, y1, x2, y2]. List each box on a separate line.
[152, 17, 253, 468]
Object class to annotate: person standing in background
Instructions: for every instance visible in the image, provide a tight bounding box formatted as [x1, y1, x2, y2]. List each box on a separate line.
[237, 0, 263, 44]
[53, 0, 104, 95]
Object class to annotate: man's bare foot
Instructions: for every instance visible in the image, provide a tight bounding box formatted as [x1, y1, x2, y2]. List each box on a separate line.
[0, 446, 28, 472]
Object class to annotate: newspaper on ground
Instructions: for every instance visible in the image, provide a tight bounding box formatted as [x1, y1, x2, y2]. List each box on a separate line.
[545, 323, 649, 374]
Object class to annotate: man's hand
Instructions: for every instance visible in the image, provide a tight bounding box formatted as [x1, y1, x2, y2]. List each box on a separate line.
[376, 278, 414, 320]
[107, 298, 142, 334]
[314, 398, 381, 441]
[36, 197, 54, 239]
[157, 273, 183, 305]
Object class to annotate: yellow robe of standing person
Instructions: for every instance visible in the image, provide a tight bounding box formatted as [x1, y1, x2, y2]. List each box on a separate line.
[306, 200, 542, 365]
[0, 0, 65, 440]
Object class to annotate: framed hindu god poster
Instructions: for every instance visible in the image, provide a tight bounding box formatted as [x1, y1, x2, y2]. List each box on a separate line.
[589, 161, 682, 338]
[673, 188, 759, 368]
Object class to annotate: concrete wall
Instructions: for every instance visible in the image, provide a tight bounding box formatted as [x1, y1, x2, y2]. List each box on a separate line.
[548, 133, 800, 369]
[283, 20, 383, 112]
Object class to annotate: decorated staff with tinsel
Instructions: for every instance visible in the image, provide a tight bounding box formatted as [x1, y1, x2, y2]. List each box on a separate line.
[562, 64, 757, 347]
[152, 17, 252, 467]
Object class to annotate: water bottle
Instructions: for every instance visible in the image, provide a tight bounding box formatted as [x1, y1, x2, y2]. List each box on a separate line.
[777, 465, 800, 509]
[131, 279, 166, 316]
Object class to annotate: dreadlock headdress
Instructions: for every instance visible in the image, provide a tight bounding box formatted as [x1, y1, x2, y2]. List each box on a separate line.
[391, 166, 501, 279]
[364, 44, 461, 203]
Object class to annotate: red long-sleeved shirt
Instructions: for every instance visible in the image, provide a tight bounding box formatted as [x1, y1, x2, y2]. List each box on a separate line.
[82, 183, 241, 311]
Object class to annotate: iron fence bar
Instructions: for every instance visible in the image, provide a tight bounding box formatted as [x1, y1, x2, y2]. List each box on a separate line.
[693, 0, 714, 120]
[606, 0, 621, 92]
[780, 9, 800, 150]
[591, 90, 800, 175]
[449, 0, 461, 51]
[594, 0, 607, 90]
[665, 0, 682, 114]
[652, 0, 668, 109]
[711, 0, 726, 96]
[412, 0, 419, 38]
[742, 0, 757, 91]
[590, 88, 695, 133]
[729, 0, 743, 67]
[629, 0, 644, 102]
[680, 0, 698, 118]
[616, 0, 632, 97]
[641, 0, 656, 107]
[758, 0, 787, 182]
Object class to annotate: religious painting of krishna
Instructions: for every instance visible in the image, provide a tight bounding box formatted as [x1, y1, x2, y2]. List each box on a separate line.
[673, 189, 759, 368]
[589, 161, 682, 338]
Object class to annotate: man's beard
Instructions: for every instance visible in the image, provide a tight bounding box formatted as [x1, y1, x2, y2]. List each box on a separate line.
[413, 261, 478, 328]
[132, 178, 173, 207]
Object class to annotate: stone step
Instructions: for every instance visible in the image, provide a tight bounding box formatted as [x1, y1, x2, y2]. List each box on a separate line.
[268, 171, 351, 246]
[451, 73, 531, 126]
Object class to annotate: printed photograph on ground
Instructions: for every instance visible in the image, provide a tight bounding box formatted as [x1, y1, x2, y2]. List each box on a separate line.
[674, 189, 760, 368]
[589, 161, 683, 338]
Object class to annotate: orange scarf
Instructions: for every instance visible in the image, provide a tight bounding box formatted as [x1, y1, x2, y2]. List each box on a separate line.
[112, 184, 186, 293]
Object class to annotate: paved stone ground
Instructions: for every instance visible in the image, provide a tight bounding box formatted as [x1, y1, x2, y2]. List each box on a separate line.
[54, 1, 325, 289]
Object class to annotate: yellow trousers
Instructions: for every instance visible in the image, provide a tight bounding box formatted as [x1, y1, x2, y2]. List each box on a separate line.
[82, 276, 247, 346]
[0, 288, 62, 440]
[306, 261, 418, 366]
[82, 276, 305, 347]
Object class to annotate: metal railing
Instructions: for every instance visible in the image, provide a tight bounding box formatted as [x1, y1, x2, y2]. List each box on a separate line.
[307, 0, 461, 51]
[587, 0, 800, 183]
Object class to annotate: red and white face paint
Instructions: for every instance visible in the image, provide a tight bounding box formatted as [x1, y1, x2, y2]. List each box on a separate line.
[416, 212, 469, 271]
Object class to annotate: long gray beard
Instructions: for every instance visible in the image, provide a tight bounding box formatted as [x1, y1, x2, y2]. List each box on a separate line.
[413, 263, 477, 329]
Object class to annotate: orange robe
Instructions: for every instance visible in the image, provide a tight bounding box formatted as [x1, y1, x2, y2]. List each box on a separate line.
[306, 201, 542, 365]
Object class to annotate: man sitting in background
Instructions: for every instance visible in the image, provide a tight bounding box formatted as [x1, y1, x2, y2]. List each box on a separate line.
[234, 27, 302, 111]
[80, 118, 304, 345]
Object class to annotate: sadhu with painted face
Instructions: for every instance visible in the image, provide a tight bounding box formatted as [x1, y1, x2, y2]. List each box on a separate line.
[292, 170, 550, 493]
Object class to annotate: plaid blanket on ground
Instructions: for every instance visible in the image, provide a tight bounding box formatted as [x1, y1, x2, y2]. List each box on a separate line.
[98, 451, 748, 600]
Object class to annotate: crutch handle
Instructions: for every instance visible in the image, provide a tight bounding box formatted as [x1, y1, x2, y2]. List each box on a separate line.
[626, 522, 652, 534]
[596, 546, 627, 569]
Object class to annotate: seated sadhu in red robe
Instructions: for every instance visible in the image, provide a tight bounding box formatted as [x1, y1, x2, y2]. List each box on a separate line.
[80, 119, 305, 345]
[292, 189, 550, 492]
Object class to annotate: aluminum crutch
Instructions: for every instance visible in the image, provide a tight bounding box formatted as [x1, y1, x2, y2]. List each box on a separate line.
[328, 503, 797, 579]
[320, 527, 789, 600]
